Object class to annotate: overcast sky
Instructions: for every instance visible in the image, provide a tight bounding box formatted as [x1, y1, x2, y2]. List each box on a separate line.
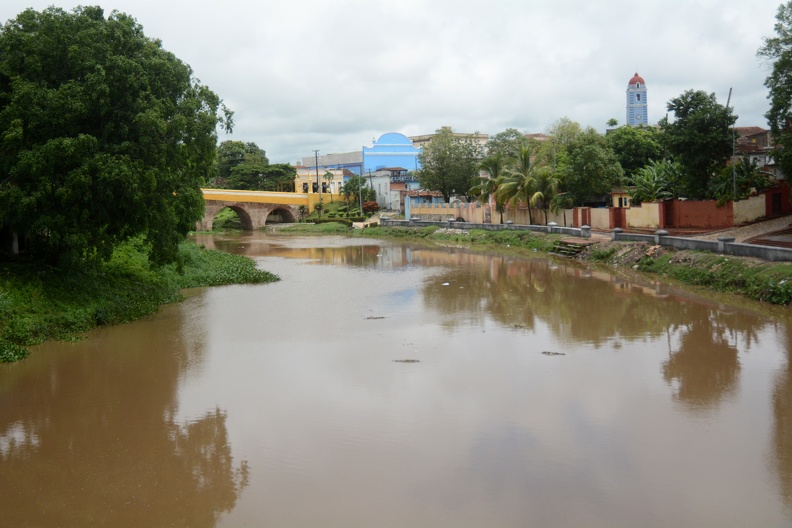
[1, 1, 784, 164]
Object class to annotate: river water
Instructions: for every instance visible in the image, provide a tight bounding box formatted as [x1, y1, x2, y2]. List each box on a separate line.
[2, 232, 791, 527]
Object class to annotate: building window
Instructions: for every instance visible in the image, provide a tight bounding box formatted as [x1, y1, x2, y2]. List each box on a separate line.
[637, 94, 641, 101]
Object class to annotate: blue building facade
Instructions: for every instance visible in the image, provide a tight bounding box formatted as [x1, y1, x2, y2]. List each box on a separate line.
[626, 72, 648, 127]
[363, 133, 421, 174]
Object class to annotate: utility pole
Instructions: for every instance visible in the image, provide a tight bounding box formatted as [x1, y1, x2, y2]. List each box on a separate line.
[726, 88, 737, 200]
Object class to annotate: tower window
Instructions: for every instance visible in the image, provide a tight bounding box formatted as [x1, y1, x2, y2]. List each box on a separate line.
[636, 83, 640, 88]
[637, 94, 641, 101]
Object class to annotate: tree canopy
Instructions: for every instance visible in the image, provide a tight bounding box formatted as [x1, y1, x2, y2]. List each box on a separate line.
[485, 128, 530, 163]
[660, 89, 736, 199]
[559, 127, 624, 206]
[211, 140, 295, 191]
[0, 6, 232, 265]
[417, 127, 483, 202]
[759, 1, 792, 182]
[606, 125, 663, 177]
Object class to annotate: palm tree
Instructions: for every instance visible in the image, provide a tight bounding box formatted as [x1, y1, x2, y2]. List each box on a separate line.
[550, 193, 574, 227]
[323, 171, 335, 202]
[471, 154, 506, 223]
[532, 168, 561, 224]
[497, 145, 543, 225]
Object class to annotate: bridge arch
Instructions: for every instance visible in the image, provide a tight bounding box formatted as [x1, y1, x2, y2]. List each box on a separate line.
[199, 200, 301, 231]
[266, 207, 297, 224]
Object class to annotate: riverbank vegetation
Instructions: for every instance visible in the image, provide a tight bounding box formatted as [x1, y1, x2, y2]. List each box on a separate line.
[0, 239, 278, 363]
[586, 240, 792, 305]
[274, 222, 792, 306]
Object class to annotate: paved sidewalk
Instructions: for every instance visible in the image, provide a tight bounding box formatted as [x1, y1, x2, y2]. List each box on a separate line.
[690, 214, 792, 243]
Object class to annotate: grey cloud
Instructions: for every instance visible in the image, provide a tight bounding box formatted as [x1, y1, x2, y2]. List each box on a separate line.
[0, 0, 781, 163]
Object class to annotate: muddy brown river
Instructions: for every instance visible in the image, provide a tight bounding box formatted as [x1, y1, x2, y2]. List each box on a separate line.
[2, 232, 791, 527]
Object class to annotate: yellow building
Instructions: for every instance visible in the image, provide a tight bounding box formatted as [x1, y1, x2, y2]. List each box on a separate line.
[294, 167, 351, 195]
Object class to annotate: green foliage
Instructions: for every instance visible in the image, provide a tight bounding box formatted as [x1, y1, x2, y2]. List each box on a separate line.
[708, 154, 775, 204]
[589, 247, 617, 262]
[759, 1, 792, 186]
[546, 117, 583, 148]
[0, 238, 277, 361]
[532, 168, 561, 224]
[417, 127, 483, 202]
[561, 128, 624, 205]
[0, 342, 29, 362]
[629, 159, 682, 204]
[211, 140, 295, 191]
[215, 141, 268, 184]
[496, 145, 544, 224]
[486, 128, 530, 163]
[0, 6, 232, 266]
[606, 125, 663, 177]
[312, 221, 352, 231]
[471, 154, 507, 222]
[212, 208, 243, 231]
[635, 250, 792, 305]
[340, 175, 374, 205]
[464, 230, 559, 251]
[660, 90, 736, 198]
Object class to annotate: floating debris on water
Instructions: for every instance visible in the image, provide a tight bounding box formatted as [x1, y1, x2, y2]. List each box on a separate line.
[541, 351, 566, 356]
[366, 316, 385, 320]
[393, 359, 420, 363]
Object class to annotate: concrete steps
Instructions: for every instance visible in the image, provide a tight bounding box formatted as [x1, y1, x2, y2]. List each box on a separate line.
[550, 239, 590, 258]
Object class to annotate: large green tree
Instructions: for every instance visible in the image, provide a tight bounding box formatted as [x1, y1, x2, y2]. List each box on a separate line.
[0, 6, 232, 265]
[214, 141, 268, 186]
[606, 125, 663, 177]
[213, 141, 295, 192]
[417, 127, 483, 202]
[486, 128, 530, 164]
[759, 1, 792, 184]
[561, 128, 624, 206]
[660, 90, 736, 199]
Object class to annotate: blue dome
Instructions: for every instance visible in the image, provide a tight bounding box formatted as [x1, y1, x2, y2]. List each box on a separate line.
[375, 132, 412, 145]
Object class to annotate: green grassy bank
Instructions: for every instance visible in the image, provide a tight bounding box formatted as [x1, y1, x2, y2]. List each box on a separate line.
[0, 238, 278, 363]
[277, 221, 792, 307]
[278, 222, 561, 251]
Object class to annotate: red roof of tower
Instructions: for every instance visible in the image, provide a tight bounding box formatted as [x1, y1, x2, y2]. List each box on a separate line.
[628, 72, 645, 86]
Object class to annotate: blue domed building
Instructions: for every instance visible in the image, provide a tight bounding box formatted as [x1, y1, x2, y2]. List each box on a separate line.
[363, 132, 421, 174]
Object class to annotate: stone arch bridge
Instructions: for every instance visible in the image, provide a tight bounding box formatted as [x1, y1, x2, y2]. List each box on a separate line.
[199, 189, 319, 230]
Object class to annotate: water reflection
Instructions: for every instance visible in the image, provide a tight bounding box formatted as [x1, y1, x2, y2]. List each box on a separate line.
[0, 301, 247, 528]
[663, 317, 740, 410]
[199, 233, 792, 522]
[774, 326, 792, 506]
[5, 232, 791, 526]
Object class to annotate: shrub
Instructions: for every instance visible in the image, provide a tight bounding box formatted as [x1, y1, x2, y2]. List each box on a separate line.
[362, 201, 380, 214]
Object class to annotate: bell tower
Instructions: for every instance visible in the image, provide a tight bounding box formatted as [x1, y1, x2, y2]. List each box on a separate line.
[626, 72, 648, 126]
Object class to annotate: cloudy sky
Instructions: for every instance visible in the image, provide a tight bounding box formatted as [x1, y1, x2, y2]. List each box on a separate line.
[1, 0, 784, 164]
